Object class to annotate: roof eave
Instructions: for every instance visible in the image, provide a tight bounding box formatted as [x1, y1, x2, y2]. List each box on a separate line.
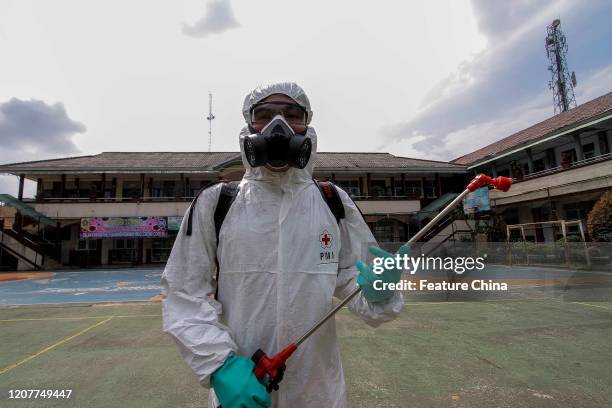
[0, 168, 220, 175]
[465, 110, 612, 169]
[313, 167, 467, 173]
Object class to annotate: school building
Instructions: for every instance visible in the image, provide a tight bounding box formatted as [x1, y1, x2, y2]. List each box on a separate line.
[1, 91, 611, 270]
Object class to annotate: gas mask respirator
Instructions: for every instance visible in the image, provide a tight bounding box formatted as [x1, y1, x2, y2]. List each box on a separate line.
[243, 115, 312, 170]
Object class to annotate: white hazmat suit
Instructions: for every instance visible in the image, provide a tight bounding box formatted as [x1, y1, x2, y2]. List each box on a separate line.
[161, 82, 403, 408]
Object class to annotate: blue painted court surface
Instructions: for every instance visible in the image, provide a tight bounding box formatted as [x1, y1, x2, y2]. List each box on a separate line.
[1, 265, 609, 306]
[0, 268, 163, 305]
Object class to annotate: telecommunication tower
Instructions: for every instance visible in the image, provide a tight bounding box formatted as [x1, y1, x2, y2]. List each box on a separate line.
[545, 19, 577, 114]
[206, 91, 215, 152]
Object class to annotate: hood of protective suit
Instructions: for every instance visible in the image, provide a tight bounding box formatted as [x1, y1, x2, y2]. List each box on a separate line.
[239, 82, 317, 186]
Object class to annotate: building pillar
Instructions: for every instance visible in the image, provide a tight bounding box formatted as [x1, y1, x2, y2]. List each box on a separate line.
[136, 238, 144, 265]
[101, 173, 106, 198]
[36, 178, 43, 202]
[140, 173, 145, 199]
[148, 177, 154, 199]
[598, 131, 610, 155]
[75, 177, 80, 197]
[185, 177, 190, 198]
[366, 173, 371, 197]
[60, 174, 66, 202]
[573, 134, 584, 161]
[525, 148, 534, 174]
[390, 176, 395, 197]
[18, 174, 25, 201]
[421, 177, 426, 199]
[14, 212, 23, 232]
[490, 165, 498, 178]
[358, 177, 364, 197]
[435, 173, 441, 197]
[179, 173, 185, 198]
[114, 178, 121, 200]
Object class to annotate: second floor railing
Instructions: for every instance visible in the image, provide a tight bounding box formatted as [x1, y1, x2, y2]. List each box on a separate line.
[28, 194, 431, 203]
[513, 151, 612, 183]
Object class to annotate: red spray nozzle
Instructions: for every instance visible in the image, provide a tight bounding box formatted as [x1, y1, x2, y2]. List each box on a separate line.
[490, 176, 512, 192]
[467, 174, 513, 192]
[252, 343, 297, 382]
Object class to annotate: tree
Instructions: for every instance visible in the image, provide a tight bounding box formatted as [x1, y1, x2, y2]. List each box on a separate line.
[587, 190, 612, 241]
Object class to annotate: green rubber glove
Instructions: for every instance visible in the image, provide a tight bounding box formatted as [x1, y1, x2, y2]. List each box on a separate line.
[356, 245, 410, 303]
[211, 353, 271, 408]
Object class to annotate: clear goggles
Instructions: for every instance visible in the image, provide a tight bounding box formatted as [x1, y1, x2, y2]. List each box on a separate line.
[250, 101, 307, 127]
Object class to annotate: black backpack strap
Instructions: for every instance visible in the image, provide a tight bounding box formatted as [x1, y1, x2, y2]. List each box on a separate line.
[314, 179, 345, 224]
[186, 181, 240, 301]
[212, 181, 240, 301]
[213, 181, 241, 244]
[186, 182, 221, 236]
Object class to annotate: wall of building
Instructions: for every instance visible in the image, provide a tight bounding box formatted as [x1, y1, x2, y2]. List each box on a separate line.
[32, 201, 191, 219]
[489, 159, 612, 206]
[484, 129, 611, 177]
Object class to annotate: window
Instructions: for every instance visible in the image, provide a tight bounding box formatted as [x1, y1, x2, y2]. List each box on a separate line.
[497, 168, 510, 177]
[424, 180, 437, 198]
[532, 158, 546, 173]
[392, 179, 420, 197]
[582, 142, 595, 160]
[404, 180, 422, 198]
[114, 239, 134, 249]
[77, 240, 97, 250]
[370, 180, 387, 197]
[162, 181, 176, 197]
[561, 149, 576, 166]
[336, 180, 360, 197]
[152, 180, 177, 198]
[373, 220, 394, 243]
[122, 181, 141, 199]
[190, 180, 213, 197]
[522, 163, 530, 175]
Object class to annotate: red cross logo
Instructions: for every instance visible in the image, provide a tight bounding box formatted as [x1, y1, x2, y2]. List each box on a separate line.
[320, 230, 332, 249]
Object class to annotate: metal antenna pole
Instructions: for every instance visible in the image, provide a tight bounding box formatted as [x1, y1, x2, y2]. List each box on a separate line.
[206, 91, 215, 152]
[545, 19, 577, 114]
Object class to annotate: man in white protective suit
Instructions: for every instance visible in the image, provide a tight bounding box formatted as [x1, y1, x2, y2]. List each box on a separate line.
[161, 82, 405, 408]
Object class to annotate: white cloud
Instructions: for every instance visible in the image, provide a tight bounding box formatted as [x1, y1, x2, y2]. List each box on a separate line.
[574, 65, 612, 102]
[182, 0, 239, 38]
[379, 0, 612, 161]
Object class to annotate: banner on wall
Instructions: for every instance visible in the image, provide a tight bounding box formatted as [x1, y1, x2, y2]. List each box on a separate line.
[167, 216, 183, 231]
[80, 216, 168, 239]
[463, 187, 490, 214]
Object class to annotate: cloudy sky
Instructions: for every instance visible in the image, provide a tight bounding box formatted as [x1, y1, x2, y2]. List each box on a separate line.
[1, 0, 611, 196]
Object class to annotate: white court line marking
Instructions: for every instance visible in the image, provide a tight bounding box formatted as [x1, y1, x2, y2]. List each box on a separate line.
[0, 314, 161, 322]
[571, 302, 609, 310]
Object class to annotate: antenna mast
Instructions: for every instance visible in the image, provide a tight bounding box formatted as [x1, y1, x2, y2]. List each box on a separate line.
[545, 19, 577, 114]
[206, 91, 215, 152]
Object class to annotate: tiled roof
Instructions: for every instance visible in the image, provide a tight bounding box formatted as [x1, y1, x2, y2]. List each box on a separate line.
[452, 91, 612, 166]
[0, 152, 240, 172]
[314, 152, 465, 169]
[0, 152, 465, 173]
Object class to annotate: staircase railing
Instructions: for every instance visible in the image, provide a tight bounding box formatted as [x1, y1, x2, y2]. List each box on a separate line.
[0, 230, 43, 270]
